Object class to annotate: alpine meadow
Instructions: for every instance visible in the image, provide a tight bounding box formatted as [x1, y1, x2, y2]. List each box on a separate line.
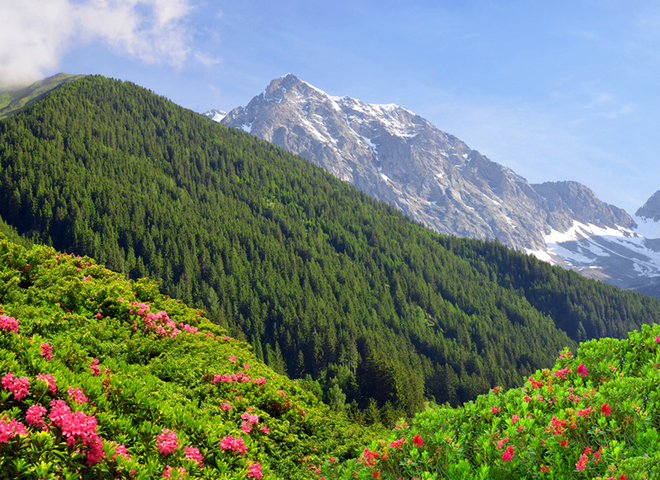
[1, 75, 660, 478]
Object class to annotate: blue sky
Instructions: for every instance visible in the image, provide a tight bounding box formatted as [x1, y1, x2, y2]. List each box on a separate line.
[3, 0, 660, 215]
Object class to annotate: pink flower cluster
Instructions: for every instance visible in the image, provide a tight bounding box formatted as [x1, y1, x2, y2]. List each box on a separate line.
[0, 414, 27, 442]
[213, 372, 266, 385]
[389, 438, 407, 450]
[162, 465, 186, 479]
[89, 358, 101, 376]
[68, 386, 88, 404]
[48, 399, 104, 466]
[247, 462, 263, 479]
[25, 404, 47, 429]
[2, 372, 30, 401]
[501, 445, 514, 461]
[241, 411, 260, 433]
[108, 441, 131, 462]
[40, 342, 53, 361]
[220, 435, 246, 456]
[0, 315, 19, 333]
[37, 373, 57, 394]
[156, 429, 179, 455]
[130, 303, 182, 339]
[184, 446, 204, 466]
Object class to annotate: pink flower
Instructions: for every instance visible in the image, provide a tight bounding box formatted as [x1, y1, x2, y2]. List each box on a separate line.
[389, 438, 407, 450]
[601, 403, 612, 416]
[220, 435, 246, 456]
[0, 415, 27, 442]
[241, 412, 259, 424]
[156, 429, 179, 455]
[247, 462, 263, 479]
[0, 315, 19, 333]
[89, 358, 101, 376]
[510, 414, 520, 425]
[162, 465, 186, 479]
[553, 367, 571, 380]
[502, 446, 514, 461]
[68, 387, 88, 404]
[228, 355, 237, 362]
[413, 434, 424, 447]
[577, 364, 588, 377]
[184, 446, 203, 466]
[40, 343, 53, 361]
[25, 404, 47, 428]
[490, 405, 500, 414]
[108, 441, 131, 462]
[260, 425, 270, 434]
[241, 421, 253, 433]
[2, 372, 30, 401]
[655, 335, 660, 343]
[37, 374, 57, 394]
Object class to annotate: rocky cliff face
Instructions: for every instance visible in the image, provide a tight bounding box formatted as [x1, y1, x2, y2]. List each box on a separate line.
[636, 190, 660, 222]
[210, 74, 660, 296]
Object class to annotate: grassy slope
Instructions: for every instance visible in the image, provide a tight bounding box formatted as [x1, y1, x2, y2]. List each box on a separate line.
[0, 73, 84, 119]
[0, 233, 375, 479]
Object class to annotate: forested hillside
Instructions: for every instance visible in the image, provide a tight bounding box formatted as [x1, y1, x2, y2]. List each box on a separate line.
[1, 75, 660, 421]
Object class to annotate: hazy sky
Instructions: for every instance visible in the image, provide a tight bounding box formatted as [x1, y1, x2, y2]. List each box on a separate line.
[2, 0, 660, 215]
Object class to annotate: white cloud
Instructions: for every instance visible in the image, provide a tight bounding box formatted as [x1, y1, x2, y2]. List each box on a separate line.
[0, 0, 197, 87]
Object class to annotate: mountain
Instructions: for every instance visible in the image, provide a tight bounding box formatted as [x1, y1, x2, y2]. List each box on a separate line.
[0, 72, 84, 119]
[4, 74, 660, 416]
[203, 108, 227, 122]
[215, 74, 660, 296]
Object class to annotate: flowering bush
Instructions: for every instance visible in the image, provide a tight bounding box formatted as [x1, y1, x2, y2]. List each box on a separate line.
[319, 324, 660, 479]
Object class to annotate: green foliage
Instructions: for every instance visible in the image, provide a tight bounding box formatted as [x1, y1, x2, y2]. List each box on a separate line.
[0, 234, 373, 478]
[320, 324, 660, 479]
[1, 75, 660, 419]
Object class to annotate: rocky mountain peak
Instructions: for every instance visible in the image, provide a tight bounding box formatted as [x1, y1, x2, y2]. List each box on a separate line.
[636, 190, 660, 222]
[207, 75, 660, 296]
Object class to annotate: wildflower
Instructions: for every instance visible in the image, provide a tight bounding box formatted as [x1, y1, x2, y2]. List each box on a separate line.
[109, 441, 131, 462]
[156, 429, 179, 455]
[490, 405, 500, 414]
[247, 462, 263, 479]
[40, 342, 53, 361]
[89, 358, 101, 376]
[228, 355, 237, 362]
[413, 434, 423, 447]
[0, 415, 27, 442]
[37, 374, 57, 394]
[162, 465, 186, 479]
[501, 446, 514, 461]
[25, 404, 47, 428]
[553, 367, 571, 380]
[260, 425, 270, 434]
[540, 465, 550, 472]
[577, 364, 588, 377]
[0, 315, 19, 333]
[220, 435, 246, 456]
[510, 414, 520, 425]
[601, 403, 612, 416]
[2, 372, 30, 401]
[184, 446, 203, 466]
[68, 387, 88, 404]
[389, 438, 407, 450]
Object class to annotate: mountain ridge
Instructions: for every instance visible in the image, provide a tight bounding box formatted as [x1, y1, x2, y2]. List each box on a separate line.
[213, 74, 660, 296]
